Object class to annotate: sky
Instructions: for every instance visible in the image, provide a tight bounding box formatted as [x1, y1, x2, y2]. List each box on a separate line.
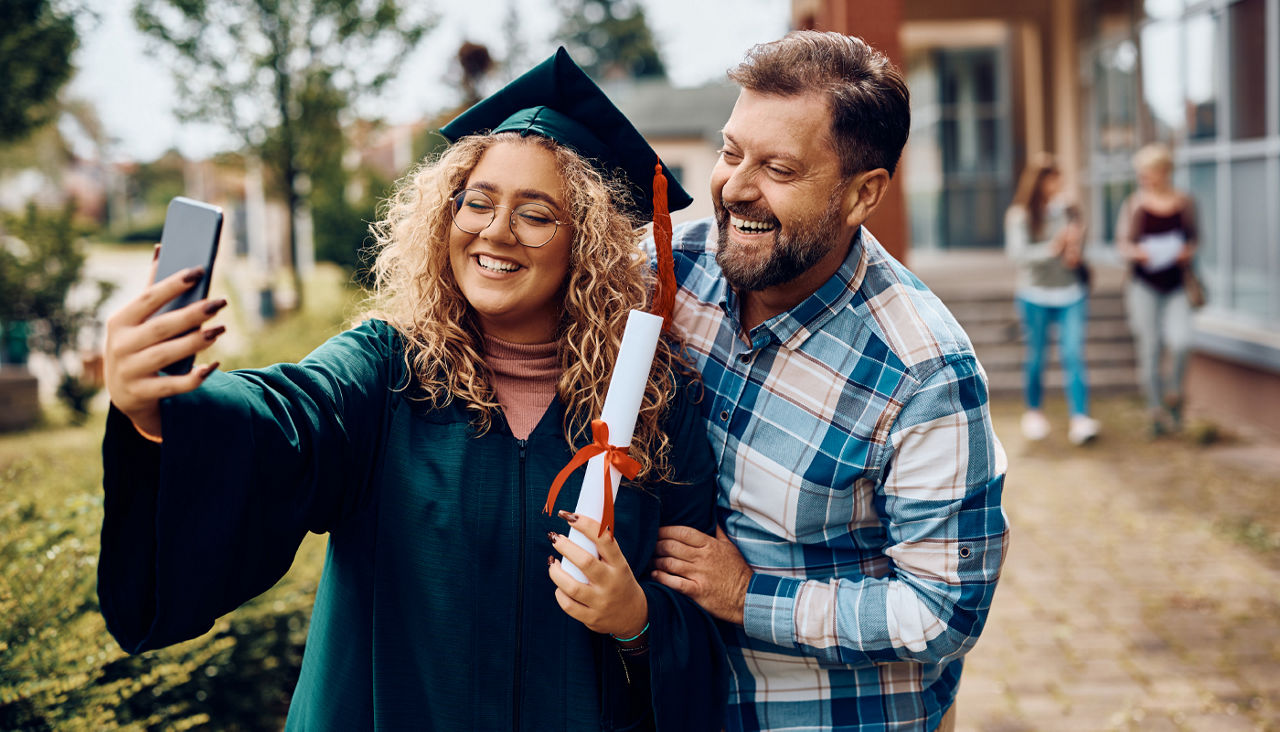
[66, 0, 791, 163]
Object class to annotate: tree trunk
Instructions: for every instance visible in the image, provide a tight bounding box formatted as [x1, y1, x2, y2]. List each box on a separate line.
[272, 18, 304, 312]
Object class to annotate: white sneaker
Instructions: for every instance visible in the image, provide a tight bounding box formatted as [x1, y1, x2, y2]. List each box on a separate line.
[1068, 415, 1101, 445]
[1021, 410, 1051, 441]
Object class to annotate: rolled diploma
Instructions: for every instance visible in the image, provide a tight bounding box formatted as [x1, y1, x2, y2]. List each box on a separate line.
[562, 309, 663, 583]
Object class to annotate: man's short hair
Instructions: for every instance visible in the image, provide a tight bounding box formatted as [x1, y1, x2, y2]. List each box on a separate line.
[728, 31, 910, 178]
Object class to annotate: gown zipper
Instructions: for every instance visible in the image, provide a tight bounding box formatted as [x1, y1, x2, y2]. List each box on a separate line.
[513, 438, 528, 731]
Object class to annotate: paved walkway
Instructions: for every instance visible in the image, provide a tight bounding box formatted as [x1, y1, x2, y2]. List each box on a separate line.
[955, 398, 1280, 732]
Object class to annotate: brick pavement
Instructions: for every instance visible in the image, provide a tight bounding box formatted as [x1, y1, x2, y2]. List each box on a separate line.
[954, 399, 1280, 732]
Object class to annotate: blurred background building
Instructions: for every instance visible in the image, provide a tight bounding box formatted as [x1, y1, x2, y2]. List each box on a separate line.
[796, 0, 1280, 438]
[1, 0, 1276, 439]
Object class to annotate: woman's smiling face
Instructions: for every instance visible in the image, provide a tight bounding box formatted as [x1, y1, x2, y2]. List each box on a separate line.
[448, 140, 574, 344]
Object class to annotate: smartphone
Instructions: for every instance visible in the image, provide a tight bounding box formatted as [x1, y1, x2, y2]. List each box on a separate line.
[151, 196, 224, 375]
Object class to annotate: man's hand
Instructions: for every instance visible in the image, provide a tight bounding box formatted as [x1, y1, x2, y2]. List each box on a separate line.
[651, 525, 752, 625]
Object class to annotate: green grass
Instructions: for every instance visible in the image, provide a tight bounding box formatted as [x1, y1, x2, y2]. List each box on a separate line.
[0, 268, 362, 730]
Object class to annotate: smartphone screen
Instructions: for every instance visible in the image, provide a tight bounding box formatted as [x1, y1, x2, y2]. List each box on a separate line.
[151, 196, 223, 374]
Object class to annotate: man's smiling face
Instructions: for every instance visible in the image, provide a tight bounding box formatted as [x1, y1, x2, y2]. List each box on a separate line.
[710, 88, 855, 293]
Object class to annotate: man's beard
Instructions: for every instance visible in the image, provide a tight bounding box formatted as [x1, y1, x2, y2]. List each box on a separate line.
[714, 191, 846, 292]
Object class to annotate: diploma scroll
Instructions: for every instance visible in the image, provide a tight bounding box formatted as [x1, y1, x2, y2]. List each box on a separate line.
[562, 309, 663, 583]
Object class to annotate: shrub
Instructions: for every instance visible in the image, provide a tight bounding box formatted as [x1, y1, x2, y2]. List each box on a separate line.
[0, 203, 115, 419]
[0, 270, 356, 729]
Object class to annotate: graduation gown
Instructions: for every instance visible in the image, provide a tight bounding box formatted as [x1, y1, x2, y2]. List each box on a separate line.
[98, 319, 728, 731]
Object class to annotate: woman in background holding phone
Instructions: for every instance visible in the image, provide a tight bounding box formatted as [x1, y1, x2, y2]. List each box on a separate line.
[1005, 153, 1100, 446]
[1116, 143, 1200, 437]
[97, 50, 725, 731]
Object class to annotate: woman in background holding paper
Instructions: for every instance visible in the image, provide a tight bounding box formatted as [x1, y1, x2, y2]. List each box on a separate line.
[97, 49, 726, 731]
[1117, 143, 1201, 437]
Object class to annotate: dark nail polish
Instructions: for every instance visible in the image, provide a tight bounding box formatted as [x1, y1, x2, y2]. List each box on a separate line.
[183, 268, 205, 283]
[204, 325, 226, 341]
[204, 298, 227, 315]
[547, 555, 554, 567]
[558, 510, 578, 523]
[152, 244, 161, 261]
[199, 361, 220, 378]
[547, 531, 558, 544]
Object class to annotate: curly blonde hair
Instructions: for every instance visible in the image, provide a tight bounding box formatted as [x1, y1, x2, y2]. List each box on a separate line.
[364, 132, 685, 481]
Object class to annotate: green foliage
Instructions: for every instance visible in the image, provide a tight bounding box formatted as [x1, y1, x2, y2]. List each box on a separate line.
[0, 414, 328, 730]
[215, 262, 364, 370]
[111, 221, 166, 245]
[311, 181, 381, 280]
[283, 70, 385, 278]
[0, 270, 356, 728]
[0, 204, 115, 418]
[56, 373, 99, 425]
[0, 0, 78, 144]
[111, 150, 186, 240]
[133, 0, 435, 302]
[555, 0, 666, 81]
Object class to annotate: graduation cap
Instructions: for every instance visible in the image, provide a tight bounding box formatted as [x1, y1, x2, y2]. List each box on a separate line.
[439, 46, 687, 327]
[440, 47, 691, 221]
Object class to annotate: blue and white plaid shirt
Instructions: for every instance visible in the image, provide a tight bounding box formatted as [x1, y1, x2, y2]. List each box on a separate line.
[666, 219, 1009, 731]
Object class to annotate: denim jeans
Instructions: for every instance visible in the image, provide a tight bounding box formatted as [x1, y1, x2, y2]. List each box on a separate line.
[1124, 279, 1193, 410]
[1017, 295, 1090, 416]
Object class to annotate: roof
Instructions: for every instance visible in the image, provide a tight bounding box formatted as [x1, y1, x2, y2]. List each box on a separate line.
[605, 80, 740, 144]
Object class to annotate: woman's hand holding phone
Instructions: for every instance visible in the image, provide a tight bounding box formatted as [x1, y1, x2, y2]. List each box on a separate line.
[104, 247, 227, 441]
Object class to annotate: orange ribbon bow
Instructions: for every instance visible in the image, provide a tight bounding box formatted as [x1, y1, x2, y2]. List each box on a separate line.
[543, 419, 641, 537]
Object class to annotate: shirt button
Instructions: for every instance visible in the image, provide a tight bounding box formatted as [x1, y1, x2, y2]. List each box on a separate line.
[719, 410, 730, 422]
[738, 352, 752, 364]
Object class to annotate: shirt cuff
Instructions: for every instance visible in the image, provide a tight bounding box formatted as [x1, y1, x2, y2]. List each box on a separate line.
[741, 573, 804, 647]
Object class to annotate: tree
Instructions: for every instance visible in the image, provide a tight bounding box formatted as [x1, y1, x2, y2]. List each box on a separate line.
[554, 0, 666, 81]
[456, 41, 495, 108]
[0, 204, 115, 421]
[0, 0, 77, 144]
[133, 0, 434, 308]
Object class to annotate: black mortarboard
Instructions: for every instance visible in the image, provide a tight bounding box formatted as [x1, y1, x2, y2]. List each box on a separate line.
[438, 47, 692, 222]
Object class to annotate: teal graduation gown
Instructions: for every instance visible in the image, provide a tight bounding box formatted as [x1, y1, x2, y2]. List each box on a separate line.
[98, 319, 728, 731]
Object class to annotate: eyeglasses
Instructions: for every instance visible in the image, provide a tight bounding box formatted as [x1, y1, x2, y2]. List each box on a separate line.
[449, 189, 568, 248]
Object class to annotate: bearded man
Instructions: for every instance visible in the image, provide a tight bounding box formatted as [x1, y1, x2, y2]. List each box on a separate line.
[652, 31, 1010, 732]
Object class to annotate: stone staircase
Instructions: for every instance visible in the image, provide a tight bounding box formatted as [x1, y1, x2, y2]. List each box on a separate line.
[908, 250, 1139, 398]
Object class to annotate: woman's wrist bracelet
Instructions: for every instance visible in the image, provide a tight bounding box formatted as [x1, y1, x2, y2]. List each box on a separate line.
[610, 622, 649, 643]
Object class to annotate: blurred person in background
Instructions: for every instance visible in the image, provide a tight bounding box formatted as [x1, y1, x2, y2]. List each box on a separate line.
[96, 49, 727, 731]
[1005, 153, 1100, 445]
[1116, 143, 1200, 437]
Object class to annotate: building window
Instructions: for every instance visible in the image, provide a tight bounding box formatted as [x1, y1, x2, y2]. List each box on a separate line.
[1185, 13, 1219, 140]
[1229, 0, 1267, 139]
[906, 44, 1012, 251]
[1229, 158, 1271, 319]
[1185, 162, 1217, 273]
[1144, 0, 1183, 20]
[1095, 39, 1139, 151]
[1086, 0, 1280, 347]
[1141, 19, 1184, 141]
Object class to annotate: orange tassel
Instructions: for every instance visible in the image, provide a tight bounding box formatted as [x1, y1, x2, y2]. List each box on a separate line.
[650, 159, 676, 331]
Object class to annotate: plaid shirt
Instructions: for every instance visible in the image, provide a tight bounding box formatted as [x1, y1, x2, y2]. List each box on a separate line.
[666, 219, 1009, 732]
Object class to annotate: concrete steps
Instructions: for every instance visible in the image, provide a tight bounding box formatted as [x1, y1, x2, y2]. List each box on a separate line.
[908, 251, 1139, 399]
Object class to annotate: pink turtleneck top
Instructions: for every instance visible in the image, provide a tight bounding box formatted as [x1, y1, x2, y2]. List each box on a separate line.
[483, 334, 559, 440]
